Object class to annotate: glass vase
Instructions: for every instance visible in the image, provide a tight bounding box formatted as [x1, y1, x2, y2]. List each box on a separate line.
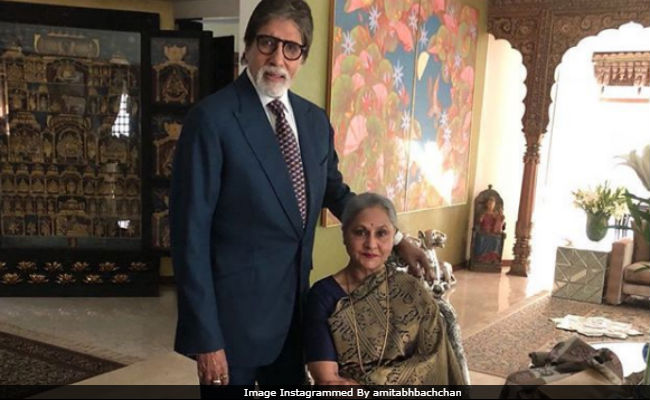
[586, 213, 609, 241]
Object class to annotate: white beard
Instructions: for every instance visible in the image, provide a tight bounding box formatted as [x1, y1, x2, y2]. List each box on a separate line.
[255, 65, 291, 98]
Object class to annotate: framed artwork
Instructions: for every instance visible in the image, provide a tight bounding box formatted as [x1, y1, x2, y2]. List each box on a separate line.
[0, 2, 159, 296]
[323, 0, 479, 226]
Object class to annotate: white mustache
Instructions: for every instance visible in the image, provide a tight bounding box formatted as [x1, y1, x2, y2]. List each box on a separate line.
[259, 66, 288, 79]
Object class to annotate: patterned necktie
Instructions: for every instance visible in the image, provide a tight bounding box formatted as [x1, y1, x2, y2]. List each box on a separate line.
[267, 99, 307, 225]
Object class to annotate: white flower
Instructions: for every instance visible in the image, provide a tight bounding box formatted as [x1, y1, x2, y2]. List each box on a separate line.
[408, 10, 418, 32]
[572, 181, 627, 218]
[419, 26, 429, 47]
[368, 6, 380, 34]
[393, 59, 404, 90]
[342, 31, 355, 55]
[400, 111, 411, 132]
[439, 111, 448, 128]
[442, 126, 452, 145]
[454, 53, 462, 67]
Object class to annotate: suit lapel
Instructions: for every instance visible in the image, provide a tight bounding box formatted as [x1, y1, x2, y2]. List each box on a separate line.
[290, 93, 319, 228]
[233, 74, 303, 235]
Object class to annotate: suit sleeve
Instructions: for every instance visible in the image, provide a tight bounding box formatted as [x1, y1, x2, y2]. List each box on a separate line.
[322, 121, 355, 219]
[170, 105, 224, 355]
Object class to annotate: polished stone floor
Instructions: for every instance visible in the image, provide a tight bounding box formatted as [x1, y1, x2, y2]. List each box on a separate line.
[0, 268, 547, 386]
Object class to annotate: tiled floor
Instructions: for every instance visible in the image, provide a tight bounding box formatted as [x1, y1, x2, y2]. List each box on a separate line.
[0, 267, 545, 387]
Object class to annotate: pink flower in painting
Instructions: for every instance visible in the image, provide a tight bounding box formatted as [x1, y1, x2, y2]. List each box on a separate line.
[399, 86, 410, 106]
[372, 83, 388, 107]
[432, 0, 445, 13]
[352, 73, 366, 91]
[443, 14, 458, 33]
[361, 91, 373, 113]
[359, 50, 373, 70]
[447, 104, 459, 121]
[389, 20, 414, 52]
[462, 112, 472, 144]
[343, 115, 368, 156]
[332, 53, 345, 81]
[426, 75, 441, 119]
[376, 153, 385, 183]
[382, 71, 392, 87]
[460, 65, 474, 84]
[345, 0, 373, 13]
[460, 5, 478, 27]
[428, 27, 454, 60]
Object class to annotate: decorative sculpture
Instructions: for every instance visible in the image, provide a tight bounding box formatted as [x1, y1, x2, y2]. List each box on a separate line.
[387, 228, 457, 295]
[470, 185, 506, 272]
[418, 229, 457, 291]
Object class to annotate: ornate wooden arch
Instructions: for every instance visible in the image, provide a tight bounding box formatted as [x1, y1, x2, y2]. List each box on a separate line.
[487, 0, 650, 276]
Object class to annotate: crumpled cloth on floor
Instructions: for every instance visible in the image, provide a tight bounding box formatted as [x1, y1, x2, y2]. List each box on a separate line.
[500, 336, 637, 399]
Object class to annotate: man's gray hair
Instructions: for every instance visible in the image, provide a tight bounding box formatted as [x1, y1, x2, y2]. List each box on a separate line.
[341, 192, 398, 230]
[243, 0, 313, 61]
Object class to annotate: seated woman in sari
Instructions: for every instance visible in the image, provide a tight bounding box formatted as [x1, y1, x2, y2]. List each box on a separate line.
[304, 193, 467, 385]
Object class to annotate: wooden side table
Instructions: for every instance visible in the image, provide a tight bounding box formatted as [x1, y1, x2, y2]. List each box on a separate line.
[553, 245, 609, 304]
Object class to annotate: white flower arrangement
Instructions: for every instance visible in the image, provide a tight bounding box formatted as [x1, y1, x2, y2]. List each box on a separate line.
[572, 181, 628, 219]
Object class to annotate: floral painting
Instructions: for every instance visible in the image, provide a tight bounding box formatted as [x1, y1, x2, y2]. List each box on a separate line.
[325, 0, 479, 224]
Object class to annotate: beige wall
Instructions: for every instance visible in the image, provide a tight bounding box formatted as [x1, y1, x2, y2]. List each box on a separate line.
[203, 19, 240, 52]
[291, 0, 491, 283]
[7, 0, 175, 29]
[471, 37, 526, 262]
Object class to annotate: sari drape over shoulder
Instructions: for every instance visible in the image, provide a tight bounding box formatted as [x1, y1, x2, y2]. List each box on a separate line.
[328, 267, 466, 385]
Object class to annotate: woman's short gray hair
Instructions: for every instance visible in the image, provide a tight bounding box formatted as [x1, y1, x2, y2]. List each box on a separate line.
[341, 192, 398, 230]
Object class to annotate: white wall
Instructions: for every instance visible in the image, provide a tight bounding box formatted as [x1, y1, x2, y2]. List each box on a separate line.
[471, 35, 527, 261]
[238, 0, 261, 68]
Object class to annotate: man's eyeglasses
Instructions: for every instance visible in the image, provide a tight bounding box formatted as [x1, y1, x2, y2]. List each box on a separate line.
[255, 34, 306, 61]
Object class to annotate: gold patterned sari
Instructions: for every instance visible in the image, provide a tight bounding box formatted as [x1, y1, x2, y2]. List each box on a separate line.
[328, 266, 466, 385]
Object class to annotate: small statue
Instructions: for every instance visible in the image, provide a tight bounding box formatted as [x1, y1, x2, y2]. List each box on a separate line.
[470, 185, 506, 272]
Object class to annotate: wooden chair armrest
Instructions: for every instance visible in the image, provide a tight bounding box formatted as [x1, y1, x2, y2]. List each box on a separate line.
[604, 237, 634, 305]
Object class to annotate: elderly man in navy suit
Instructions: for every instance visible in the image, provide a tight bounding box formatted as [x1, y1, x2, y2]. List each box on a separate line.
[170, 0, 431, 387]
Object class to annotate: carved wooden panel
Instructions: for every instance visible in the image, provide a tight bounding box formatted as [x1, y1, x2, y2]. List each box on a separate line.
[0, 1, 160, 296]
[487, 0, 650, 276]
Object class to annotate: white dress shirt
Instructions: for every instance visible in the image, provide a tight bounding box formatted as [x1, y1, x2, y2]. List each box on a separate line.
[245, 68, 301, 148]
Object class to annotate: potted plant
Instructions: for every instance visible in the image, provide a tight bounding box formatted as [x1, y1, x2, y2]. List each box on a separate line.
[572, 182, 627, 241]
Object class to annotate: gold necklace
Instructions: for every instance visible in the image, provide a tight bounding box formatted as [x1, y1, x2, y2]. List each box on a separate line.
[345, 265, 390, 374]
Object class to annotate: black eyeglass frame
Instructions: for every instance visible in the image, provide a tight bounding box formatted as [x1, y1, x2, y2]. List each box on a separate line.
[255, 34, 307, 61]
